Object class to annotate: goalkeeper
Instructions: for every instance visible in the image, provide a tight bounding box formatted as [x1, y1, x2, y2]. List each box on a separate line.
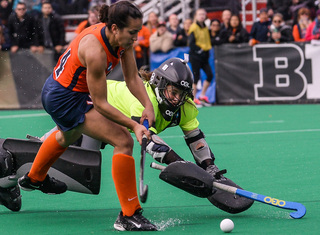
[3, 56, 253, 214]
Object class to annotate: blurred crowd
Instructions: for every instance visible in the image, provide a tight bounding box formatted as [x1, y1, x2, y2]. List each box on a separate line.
[0, 0, 104, 59]
[0, 0, 319, 101]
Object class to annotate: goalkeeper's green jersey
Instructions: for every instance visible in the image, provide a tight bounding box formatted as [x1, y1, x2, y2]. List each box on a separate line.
[107, 80, 199, 134]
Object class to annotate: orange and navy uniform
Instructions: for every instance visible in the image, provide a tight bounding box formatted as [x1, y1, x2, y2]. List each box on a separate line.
[53, 23, 125, 93]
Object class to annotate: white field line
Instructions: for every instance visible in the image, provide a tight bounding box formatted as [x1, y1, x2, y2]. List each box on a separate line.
[161, 129, 320, 139]
[249, 120, 284, 124]
[0, 113, 48, 119]
[1, 113, 319, 138]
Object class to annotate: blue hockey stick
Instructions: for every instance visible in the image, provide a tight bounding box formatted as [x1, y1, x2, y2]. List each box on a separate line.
[150, 162, 306, 219]
[212, 182, 306, 219]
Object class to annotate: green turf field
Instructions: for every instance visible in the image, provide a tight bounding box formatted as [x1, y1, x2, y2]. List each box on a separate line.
[0, 104, 319, 234]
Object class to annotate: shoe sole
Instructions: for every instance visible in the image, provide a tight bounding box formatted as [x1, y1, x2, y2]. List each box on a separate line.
[18, 185, 63, 195]
[199, 101, 211, 107]
[114, 223, 126, 231]
[18, 184, 35, 192]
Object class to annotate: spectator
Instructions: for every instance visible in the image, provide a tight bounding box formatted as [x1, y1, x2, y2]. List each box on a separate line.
[7, 1, 38, 53]
[0, 0, 13, 26]
[0, 19, 11, 50]
[13, 0, 42, 17]
[249, 8, 271, 46]
[34, 1, 66, 60]
[188, 8, 213, 107]
[74, 5, 100, 36]
[149, 21, 174, 53]
[146, 11, 159, 35]
[292, 7, 312, 41]
[174, 18, 192, 47]
[268, 13, 294, 43]
[209, 18, 223, 46]
[63, 5, 100, 45]
[305, 9, 320, 41]
[220, 14, 249, 44]
[167, 13, 181, 40]
[221, 9, 232, 31]
[267, 0, 292, 21]
[133, 24, 150, 69]
[289, 0, 316, 25]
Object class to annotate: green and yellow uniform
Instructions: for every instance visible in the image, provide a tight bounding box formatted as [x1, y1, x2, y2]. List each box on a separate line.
[107, 80, 199, 134]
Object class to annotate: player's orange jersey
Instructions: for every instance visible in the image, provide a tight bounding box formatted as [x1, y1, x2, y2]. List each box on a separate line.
[53, 23, 125, 93]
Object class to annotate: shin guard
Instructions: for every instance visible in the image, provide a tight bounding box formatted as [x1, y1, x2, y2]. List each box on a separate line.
[112, 153, 141, 217]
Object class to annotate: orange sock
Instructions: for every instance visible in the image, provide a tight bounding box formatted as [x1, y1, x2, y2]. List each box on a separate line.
[28, 130, 67, 182]
[112, 153, 141, 217]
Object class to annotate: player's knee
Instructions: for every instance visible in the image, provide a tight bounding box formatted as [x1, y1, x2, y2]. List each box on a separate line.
[114, 132, 134, 154]
[123, 136, 134, 150]
[184, 129, 214, 165]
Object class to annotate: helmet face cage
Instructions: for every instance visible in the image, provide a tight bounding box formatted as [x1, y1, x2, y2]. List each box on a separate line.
[150, 57, 194, 121]
[158, 77, 191, 108]
[154, 75, 192, 121]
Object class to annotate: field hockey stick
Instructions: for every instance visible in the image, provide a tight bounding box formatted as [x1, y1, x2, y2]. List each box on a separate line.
[150, 162, 306, 219]
[139, 119, 149, 203]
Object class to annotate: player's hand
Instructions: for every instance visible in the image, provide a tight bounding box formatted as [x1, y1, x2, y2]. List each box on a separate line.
[229, 35, 235, 42]
[141, 104, 155, 130]
[132, 122, 150, 145]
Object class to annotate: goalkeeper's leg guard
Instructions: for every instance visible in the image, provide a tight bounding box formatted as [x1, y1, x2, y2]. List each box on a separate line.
[0, 139, 21, 211]
[1, 138, 101, 195]
[206, 164, 254, 214]
[159, 161, 216, 198]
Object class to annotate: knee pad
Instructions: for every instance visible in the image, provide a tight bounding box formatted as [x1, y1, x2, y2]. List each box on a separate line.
[184, 129, 214, 165]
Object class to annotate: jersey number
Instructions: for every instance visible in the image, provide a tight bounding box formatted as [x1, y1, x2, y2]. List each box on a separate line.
[54, 49, 71, 79]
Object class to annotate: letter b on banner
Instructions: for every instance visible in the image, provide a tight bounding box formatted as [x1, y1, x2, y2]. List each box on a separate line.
[253, 44, 307, 101]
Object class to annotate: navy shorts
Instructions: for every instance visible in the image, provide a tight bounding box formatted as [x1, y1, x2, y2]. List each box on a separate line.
[42, 74, 93, 132]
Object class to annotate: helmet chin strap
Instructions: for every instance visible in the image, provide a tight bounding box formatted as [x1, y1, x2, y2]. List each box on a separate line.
[155, 87, 163, 104]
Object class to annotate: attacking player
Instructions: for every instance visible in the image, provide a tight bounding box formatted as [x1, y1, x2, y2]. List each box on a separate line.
[8, 56, 253, 214]
[1, 1, 158, 232]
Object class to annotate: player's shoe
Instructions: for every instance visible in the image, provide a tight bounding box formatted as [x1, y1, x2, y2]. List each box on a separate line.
[193, 98, 203, 108]
[206, 164, 227, 180]
[18, 173, 67, 194]
[206, 164, 254, 214]
[0, 185, 22, 212]
[114, 209, 158, 231]
[199, 96, 211, 107]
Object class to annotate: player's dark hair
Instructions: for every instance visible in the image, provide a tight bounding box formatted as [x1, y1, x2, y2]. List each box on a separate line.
[99, 1, 143, 30]
[228, 14, 243, 30]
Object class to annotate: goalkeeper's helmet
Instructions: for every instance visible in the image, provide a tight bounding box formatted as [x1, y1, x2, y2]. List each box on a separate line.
[149, 55, 193, 121]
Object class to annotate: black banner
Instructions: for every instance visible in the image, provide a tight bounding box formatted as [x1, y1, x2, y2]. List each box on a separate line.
[215, 42, 320, 104]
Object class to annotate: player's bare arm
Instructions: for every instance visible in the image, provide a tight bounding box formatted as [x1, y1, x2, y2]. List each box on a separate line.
[78, 35, 138, 130]
[121, 47, 155, 126]
[78, 35, 147, 143]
